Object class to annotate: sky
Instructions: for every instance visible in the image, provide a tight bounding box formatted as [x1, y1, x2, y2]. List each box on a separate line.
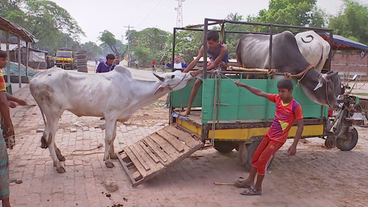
[49, 0, 368, 44]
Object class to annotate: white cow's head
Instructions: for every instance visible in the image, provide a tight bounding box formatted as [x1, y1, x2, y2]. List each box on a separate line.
[153, 71, 194, 95]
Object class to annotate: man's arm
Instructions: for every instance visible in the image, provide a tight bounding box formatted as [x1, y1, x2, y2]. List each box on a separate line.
[96, 63, 101, 73]
[183, 46, 204, 73]
[234, 81, 269, 99]
[288, 119, 304, 156]
[6, 94, 26, 105]
[191, 44, 228, 76]
[0, 92, 14, 137]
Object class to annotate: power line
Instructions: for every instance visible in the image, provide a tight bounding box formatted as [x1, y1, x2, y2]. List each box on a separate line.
[136, 0, 164, 28]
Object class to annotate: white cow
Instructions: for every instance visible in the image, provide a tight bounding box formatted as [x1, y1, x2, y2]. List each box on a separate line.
[295, 31, 331, 71]
[29, 66, 195, 173]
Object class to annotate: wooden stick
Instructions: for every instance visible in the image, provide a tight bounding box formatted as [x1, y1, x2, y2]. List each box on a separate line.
[228, 66, 272, 72]
[214, 182, 235, 186]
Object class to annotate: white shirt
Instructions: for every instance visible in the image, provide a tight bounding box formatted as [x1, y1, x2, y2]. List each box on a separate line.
[174, 62, 183, 69]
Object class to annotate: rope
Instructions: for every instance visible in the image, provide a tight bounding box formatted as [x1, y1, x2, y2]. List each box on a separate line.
[283, 64, 313, 86]
[211, 71, 218, 146]
[220, 23, 225, 44]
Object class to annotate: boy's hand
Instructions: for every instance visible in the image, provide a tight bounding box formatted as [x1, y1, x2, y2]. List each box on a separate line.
[16, 98, 27, 106]
[234, 81, 243, 87]
[9, 101, 17, 108]
[288, 144, 297, 156]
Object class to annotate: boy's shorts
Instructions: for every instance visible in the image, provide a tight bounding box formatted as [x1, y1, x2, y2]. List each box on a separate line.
[251, 135, 284, 175]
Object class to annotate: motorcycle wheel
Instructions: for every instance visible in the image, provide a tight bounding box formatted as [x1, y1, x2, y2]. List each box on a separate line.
[324, 135, 336, 149]
[336, 128, 358, 151]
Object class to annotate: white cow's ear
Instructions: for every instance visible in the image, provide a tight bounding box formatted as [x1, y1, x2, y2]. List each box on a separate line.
[153, 83, 168, 95]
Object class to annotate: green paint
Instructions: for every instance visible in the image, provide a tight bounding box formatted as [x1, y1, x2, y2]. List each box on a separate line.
[171, 77, 328, 123]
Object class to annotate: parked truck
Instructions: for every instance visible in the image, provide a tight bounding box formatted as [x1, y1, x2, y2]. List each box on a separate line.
[55, 48, 75, 69]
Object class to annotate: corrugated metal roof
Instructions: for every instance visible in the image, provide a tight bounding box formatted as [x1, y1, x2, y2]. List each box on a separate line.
[0, 16, 36, 43]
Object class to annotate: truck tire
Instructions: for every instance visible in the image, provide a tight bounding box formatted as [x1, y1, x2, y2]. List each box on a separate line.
[239, 140, 274, 171]
[214, 141, 236, 154]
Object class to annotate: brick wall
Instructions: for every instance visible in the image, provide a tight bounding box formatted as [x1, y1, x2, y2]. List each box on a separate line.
[331, 53, 368, 75]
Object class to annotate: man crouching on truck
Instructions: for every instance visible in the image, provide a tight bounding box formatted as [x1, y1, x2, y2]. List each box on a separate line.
[233, 79, 304, 196]
[179, 31, 228, 116]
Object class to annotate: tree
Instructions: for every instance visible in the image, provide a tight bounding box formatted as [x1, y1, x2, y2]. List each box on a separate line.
[0, 0, 85, 54]
[248, 0, 327, 32]
[80, 41, 102, 60]
[98, 30, 121, 57]
[328, 0, 368, 44]
[127, 28, 171, 66]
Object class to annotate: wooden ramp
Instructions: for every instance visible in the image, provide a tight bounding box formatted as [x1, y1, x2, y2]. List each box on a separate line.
[118, 125, 203, 187]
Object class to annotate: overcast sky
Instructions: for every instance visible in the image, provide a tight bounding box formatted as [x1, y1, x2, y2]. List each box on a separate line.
[49, 0, 368, 44]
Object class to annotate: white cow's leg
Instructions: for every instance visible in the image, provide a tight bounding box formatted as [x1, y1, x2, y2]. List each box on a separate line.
[44, 112, 65, 173]
[104, 119, 116, 168]
[109, 121, 118, 160]
[54, 142, 65, 161]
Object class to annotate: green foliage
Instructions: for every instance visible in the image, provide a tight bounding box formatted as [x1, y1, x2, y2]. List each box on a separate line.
[0, 0, 85, 54]
[80, 41, 102, 60]
[328, 0, 368, 44]
[248, 0, 327, 33]
[98, 30, 126, 57]
[127, 28, 171, 66]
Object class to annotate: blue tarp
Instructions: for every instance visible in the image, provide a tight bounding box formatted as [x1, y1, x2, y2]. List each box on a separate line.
[320, 33, 368, 51]
[2, 62, 38, 78]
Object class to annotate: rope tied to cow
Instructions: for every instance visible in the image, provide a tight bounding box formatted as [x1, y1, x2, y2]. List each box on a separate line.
[283, 64, 314, 86]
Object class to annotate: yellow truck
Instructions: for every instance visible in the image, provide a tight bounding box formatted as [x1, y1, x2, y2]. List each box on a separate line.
[55, 49, 75, 69]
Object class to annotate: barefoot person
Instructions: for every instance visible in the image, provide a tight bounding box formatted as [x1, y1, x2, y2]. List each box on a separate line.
[180, 31, 228, 116]
[0, 50, 27, 207]
[234, 79, 304, 196]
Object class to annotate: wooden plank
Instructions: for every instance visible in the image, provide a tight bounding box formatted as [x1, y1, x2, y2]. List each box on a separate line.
[164, 126, 200, 148]
[139, 141, 160, 163]
[143, 138, 169, 163]
[117, 152, 141, 185]
[150, 134, 179, 158]
[131, 143, 163, 172]
[132, 171, 142, 181]
[156, 130, 185, 153]
[123, 146, 148, 177]
[127, 145, 151, 171]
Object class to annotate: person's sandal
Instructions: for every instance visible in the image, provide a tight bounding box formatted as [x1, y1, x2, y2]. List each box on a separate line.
[240, 186, 262, 196]
[234, 180, 251, 188]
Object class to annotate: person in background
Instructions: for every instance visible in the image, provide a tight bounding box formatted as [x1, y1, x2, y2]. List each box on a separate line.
[96, 54, 116, 73]
[135, 60, 139, 69]
[152, 60, 156, 72]
[166, 61, 172, 69]
[0, 50, 28, 207]
[114, 58, 120, 65]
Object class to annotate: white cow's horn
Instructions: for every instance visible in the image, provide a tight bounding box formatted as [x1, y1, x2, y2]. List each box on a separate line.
[153, 73, 165, 82]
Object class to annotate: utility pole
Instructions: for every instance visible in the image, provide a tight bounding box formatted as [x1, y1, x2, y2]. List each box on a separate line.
[124, 25, 134, 62]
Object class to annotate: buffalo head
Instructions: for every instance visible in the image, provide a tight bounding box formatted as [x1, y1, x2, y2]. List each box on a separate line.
[312, 71, 340, 109]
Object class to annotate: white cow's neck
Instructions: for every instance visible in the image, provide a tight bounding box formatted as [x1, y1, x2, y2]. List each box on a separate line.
[129, 79, 171, 112]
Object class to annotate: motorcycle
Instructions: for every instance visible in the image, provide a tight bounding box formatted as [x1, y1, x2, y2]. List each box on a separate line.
[325, 74, 359, 151]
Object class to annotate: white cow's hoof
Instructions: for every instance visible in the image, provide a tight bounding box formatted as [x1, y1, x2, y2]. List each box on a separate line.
[110, 153, 118, 160]
[56, 166, 66, 173]
[105, 161, 115, 168]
